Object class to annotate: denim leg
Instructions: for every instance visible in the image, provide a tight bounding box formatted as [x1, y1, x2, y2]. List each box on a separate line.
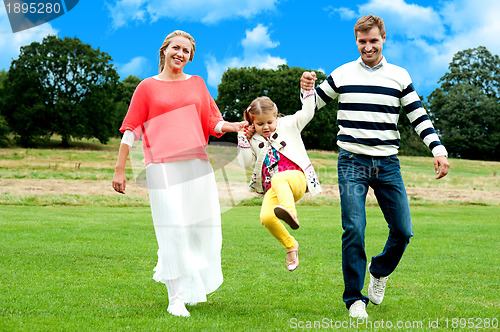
[338, 150, 370, 307]
[370, 155, 414, 278]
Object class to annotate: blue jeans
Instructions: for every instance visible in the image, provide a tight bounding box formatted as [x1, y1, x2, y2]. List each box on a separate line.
[337, 148, 413, 308]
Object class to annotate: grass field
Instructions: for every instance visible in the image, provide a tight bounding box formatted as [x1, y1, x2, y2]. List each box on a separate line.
[1, 139, 499, 207]
[0, 138, 499, 331]
[1, 205, 499, 331]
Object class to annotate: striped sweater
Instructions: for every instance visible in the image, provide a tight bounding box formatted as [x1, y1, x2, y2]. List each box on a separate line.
[311, 57, 447, 157]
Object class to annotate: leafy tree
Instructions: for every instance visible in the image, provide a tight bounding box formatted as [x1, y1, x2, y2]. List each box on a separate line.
[0, 69, 6, 91]
[428, 46, 500, 160]
[0, 70, 11, 146]
[215, 65, 338, 150]
[429, 84, 499, 160]
[2, 35, 119, 147]
[438, 46, 499, 100]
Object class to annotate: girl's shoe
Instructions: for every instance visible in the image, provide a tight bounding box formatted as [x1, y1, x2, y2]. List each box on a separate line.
[286, 241, 299, 271]
[274, 205, 300, 229]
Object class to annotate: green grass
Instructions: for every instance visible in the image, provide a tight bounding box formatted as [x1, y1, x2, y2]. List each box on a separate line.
[310, 151, 500, 191]
[0, 139, 127, 181]
[1, 140, 500, 207]
[0, 138, 499, 330]
[1, 140, 499, 191]
[1, 205, 499, 331]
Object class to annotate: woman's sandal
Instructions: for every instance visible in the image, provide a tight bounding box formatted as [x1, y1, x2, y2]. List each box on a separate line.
[286, 241, 299, 271]
[274, 205, 300, 230]
[167, 301, 190, 317]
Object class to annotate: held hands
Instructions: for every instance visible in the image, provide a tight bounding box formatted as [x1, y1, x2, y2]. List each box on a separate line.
[242, 123, 255, 140]
[434, 156, 450, 179]
[301, 71, 317, 91]
[222, 121, 248, 133]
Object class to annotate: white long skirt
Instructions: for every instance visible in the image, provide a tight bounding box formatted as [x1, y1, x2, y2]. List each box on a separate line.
[146, 159, 223, 303]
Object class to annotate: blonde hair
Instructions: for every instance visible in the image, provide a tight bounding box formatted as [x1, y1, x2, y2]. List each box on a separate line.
[354, 15, 385, 39]
[158, 30, 196, 74]
[244, 96, 278, 124]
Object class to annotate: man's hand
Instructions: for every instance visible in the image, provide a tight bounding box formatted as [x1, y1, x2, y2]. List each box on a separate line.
[434, 156, 450, 179]
[301, 71, 317, 90]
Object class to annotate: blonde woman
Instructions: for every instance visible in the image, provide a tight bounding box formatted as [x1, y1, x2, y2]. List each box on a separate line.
[112, 30, 244, 317]
[237, 91, 321, 272]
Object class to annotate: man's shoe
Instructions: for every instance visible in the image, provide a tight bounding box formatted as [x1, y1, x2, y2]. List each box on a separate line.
[348, 300, 368, 319]
[367, 263, 388, 305]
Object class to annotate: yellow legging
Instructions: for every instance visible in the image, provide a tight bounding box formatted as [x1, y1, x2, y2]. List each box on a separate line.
[260, 170, 307, 250]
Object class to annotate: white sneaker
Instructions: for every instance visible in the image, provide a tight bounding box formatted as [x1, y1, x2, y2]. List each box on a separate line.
[167, 301, 190, 317]
[349, 300, 368, 319]
[367, 263, 388, 305]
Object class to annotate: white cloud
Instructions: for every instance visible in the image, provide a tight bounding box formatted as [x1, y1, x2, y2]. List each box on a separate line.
[241, 24, 279, 52]
[0, 6, 58, 71]
[107, 0, 278, 29]
[117, 56, 150, 79]
[325, 6, 357, 20]
[105, 0, 147, 29]
[204, 24, 286, 88]
[358, 0, 445, 40]
[439, 0, 500, 56]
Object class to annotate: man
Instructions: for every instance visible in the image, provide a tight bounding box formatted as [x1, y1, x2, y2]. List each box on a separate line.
[300, 15, 450, 319]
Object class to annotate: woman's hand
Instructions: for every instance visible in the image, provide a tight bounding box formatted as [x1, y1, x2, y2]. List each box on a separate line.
[112, 169, 127, 194]
[222, 121, 248, 133]
[112, 143, 131, 194]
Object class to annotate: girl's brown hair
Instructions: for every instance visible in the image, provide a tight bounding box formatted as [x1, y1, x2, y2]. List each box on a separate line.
[244, 96, 278, 124]
[158, 30, 196, 74]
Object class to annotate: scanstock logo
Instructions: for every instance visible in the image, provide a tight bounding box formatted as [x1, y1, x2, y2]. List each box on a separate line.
[3, 0, 79, 33]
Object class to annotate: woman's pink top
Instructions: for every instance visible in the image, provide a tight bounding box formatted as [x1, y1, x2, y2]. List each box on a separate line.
[120, 76, 223, 165]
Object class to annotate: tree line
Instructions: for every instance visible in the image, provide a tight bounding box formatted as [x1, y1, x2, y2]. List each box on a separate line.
[0, 36, 498, 160]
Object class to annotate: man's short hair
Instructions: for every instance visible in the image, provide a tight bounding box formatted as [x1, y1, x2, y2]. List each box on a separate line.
[354, 15, 386, 39]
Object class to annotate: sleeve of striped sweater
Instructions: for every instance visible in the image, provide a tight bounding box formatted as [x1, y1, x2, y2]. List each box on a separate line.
[301, 66, 448, 157]
[398, 71, 448, 157]
[300, 72, 339, 111]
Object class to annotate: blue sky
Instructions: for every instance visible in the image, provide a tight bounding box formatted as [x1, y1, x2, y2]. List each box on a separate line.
[1, 0, 500, 100]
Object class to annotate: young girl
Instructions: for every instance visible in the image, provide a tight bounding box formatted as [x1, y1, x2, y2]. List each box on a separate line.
[237, 90, 321, 271]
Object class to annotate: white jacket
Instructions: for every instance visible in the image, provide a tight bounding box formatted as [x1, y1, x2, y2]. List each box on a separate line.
[237, 90, 321, 196]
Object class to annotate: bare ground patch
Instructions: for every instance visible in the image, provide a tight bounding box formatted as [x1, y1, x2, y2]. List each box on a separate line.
[1, 179, 499, 205]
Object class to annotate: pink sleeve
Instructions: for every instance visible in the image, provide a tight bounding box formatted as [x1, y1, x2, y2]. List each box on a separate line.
[209, 97, 224, 138]
[119, 80, 148, 138]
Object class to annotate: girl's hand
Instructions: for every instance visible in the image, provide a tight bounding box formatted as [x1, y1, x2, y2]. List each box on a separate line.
[301, 71, 317, 90]
[243, 124, 255, 140]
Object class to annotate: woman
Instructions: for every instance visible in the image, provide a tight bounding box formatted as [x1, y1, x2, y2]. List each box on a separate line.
[112, 30, 244, 317]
